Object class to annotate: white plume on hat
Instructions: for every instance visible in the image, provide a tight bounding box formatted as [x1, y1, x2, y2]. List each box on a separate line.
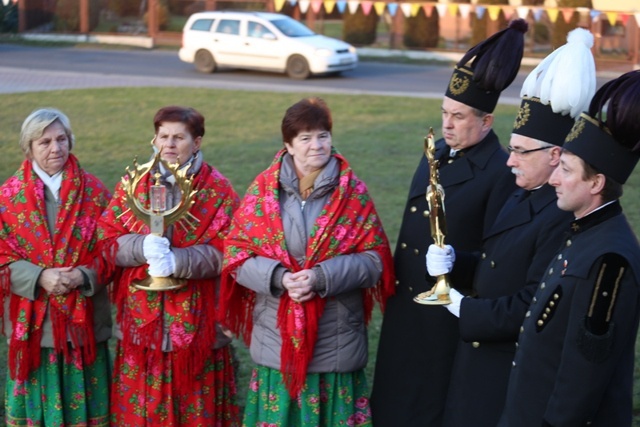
[520, 28, 596, 118]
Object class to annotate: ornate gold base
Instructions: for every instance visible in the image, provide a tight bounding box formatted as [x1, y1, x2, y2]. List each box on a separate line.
[133, 275, 187, 291]
[413, 290, 451, 305]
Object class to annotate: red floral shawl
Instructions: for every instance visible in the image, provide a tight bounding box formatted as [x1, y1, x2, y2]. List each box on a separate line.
[98, 161, 238, 376]
[220, 149, 395, 397]
[0, 154, 111, 380]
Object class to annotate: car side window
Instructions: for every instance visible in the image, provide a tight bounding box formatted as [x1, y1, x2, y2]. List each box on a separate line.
[248, 22, 273, 39]
[190, 18, 215, 32]
[215, 19, 240, 35]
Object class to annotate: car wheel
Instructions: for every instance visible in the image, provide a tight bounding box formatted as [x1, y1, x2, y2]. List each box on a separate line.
[286, 55, 310, 80]
[194, 50, 216, 73]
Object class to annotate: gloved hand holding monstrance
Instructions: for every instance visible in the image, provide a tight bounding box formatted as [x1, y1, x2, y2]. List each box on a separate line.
[120, 146, 198, 291]
[414, 127, 453, 305]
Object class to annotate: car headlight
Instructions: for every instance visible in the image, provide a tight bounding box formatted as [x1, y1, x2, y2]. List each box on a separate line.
[348, 46, 357, 54]
[315, 48, 333, 57]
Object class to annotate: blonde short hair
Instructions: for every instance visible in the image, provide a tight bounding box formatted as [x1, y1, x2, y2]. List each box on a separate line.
[20, 108, 75, 158]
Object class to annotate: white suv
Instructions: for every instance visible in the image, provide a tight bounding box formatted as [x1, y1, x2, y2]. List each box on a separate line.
[178, 11, 358, 79]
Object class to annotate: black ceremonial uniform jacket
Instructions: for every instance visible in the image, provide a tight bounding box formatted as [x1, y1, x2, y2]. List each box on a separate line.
[443, 184, 573, 427]
[371, 130, 516, 427]
[499, 202, 640, 427]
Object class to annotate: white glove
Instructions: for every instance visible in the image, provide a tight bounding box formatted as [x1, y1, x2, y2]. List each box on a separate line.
[143, 234, 171, 261]
[147, 251, 176, 277]
[426, 244, 456, 276]
[444, 288, 463, 317]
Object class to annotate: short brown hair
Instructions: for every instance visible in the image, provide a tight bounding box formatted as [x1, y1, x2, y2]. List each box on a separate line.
[153, 106, 205, 139]
[281, 97, 332, 144]
[581, 159, 623, 202]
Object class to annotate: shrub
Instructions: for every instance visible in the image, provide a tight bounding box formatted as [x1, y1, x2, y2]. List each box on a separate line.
[0, 2, 18, 33]
[54, 0, 101, 32]
[403, 9, 439, 49]
[343, 6, 378, 46]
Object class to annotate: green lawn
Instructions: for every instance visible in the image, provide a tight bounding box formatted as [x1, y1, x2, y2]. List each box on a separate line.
[0, 87, 639, 423]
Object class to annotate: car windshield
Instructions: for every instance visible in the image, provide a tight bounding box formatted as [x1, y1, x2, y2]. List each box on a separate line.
[270, 18, 316, 37]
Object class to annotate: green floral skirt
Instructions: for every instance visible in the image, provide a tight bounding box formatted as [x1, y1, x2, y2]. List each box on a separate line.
[5, 342, 111, 427]
[242, 365, 372, 427]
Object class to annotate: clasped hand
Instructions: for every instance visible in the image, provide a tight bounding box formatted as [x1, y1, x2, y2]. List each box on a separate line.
[282, 269, 317, 303]
[39, 267, 84, 296]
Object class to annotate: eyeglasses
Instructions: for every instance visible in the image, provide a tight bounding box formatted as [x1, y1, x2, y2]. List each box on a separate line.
[507, 145, 551, 156]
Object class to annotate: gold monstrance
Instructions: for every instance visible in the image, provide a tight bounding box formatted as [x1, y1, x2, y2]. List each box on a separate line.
[414, 127, 452, 305]
[120, 148, 199, 291]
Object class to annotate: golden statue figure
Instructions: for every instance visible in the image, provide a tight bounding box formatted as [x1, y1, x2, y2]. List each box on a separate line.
[414, 127, 452, 305]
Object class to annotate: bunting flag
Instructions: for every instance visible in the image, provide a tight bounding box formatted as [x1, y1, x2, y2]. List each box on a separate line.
[533, 7, 545, 22]
[435, 3, 447, 18]
[311, 0, 323, 13]
[423, 3, 434, 18]
[411, 3, 421, 17]
[590, 9, 602, 20]
[298, 0, 310, 13]
[288, 0, 297, 7]
[373, 1, 386, 16]
[274, 0, 286, 11]
[325, 0, 336, 13]
[336, 0, 346, 13]
[475, 5, 486, 20]
[620, 13, 629, 26]
[387, 2, 397, 17]
[458, 4, 471, 20]
[547, 8, 560, 23]
[447, 3, 458, 18]
[516, 6, 530, 20]
[361, 1, 372, 15]
[347, 0, 359, 14]
[561, 8, 575, 23]
[400, 3, 411, 17]
[488, 5, 501, 21]
[502, 6, 514, 20]
[605, 11, 618, 26]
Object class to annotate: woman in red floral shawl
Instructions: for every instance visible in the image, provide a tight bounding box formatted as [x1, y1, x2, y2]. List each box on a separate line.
[0, 108, 112, 426]
[220, 97, 395, 427]
[97, 106, 241, 427]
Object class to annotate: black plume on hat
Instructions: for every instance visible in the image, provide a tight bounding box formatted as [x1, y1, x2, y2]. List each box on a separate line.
[563, 70, 640, 184]
[588, 70, 640, 151]
[445, 19, 528, 113]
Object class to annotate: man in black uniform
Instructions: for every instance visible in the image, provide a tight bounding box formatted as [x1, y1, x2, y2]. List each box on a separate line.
[499, 70, 640, 426]
[425, 28, 596, 427]
[371, 20, 526, 427]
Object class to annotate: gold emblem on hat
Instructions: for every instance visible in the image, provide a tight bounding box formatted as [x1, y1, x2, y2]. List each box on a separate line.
[449, 70, 470, 96]
[513, 101, 531, 130]
[565, 116, 586, 142]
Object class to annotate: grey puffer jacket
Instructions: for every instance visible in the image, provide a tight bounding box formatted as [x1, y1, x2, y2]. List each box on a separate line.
[113, 151, 231, 350]
[235, 154, 383, 373]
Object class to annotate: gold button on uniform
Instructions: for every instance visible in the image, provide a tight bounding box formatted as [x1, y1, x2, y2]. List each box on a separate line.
[410, 206, 417, 213]
[472, 342, 480, 348]
[413, 249, 419, 255]
[490, 261, 496, 268]
[549, 267, 554, 275]
[566, 240, 572, 247]
[540, 282, 546, 290]
[395, 280, 400, 285]
[423, 210, 430, 217]
[481, 253, 486, 259]
[537, 320, 544, 326]
[520, 326, 524, 333]
[401, 243, 407, 249]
